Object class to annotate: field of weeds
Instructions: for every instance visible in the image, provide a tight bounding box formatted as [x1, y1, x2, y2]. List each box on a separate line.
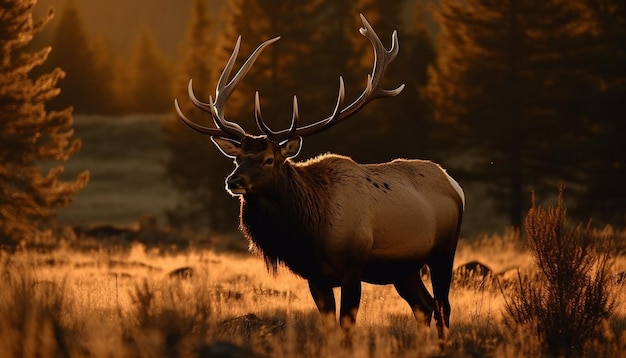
[1, 228, 624, 357]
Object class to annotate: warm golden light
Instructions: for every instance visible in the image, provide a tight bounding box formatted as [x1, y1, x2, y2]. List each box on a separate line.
[1, 230, 624, 356]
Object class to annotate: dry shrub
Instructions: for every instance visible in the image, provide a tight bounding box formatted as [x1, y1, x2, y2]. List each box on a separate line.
[125, 278, 214, 357]
[505, 187, 617, 357]
[0, 266, 73, 357]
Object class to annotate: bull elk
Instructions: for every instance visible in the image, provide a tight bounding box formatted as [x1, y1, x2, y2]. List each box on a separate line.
[175, 15, 465, 344]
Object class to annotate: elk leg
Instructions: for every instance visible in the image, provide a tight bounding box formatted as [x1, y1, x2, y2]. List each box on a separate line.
[308, 281, 336, 329]
[338, 273, 361, 348]
[393, 273, 435, 325]
[428, 250, 455, 345]
[339, 275, 362, 331]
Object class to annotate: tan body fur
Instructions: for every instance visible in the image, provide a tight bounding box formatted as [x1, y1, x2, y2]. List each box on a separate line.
[289, 154, 463, 285]
[229, 142, 464, 343]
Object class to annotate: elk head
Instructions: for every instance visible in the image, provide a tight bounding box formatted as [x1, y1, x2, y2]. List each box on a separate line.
[175, 14, 405, 196]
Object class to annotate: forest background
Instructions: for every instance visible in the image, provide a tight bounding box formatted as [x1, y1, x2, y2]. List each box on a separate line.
[28, 0, 626, 237]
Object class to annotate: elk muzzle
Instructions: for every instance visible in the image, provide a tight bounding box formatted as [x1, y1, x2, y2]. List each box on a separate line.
[225, 173, 249, 195]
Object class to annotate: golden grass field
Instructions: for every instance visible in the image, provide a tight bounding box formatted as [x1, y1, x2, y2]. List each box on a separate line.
[4, 116, 621, 356]
[1, 227, 624, 357]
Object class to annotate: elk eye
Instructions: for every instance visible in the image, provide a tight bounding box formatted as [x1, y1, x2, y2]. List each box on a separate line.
[264, 157, 274, 166]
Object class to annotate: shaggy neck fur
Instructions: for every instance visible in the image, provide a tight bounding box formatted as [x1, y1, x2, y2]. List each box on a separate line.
[239, 160, 332, 278]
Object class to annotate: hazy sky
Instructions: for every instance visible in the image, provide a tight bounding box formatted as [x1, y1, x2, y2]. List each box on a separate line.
[33, 0, 225, 58]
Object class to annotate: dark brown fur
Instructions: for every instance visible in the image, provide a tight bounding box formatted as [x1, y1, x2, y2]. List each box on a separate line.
[239, 157, 335, 280]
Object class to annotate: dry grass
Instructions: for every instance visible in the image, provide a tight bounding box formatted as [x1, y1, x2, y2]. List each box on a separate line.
[0, 228, 625, 357]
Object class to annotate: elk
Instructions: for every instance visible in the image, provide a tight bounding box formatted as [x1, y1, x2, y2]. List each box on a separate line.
[175, 15, 465, 343]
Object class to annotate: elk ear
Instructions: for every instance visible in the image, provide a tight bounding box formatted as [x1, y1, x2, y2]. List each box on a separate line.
[279, 137, 302, 159]
[211, 137, 241, 158]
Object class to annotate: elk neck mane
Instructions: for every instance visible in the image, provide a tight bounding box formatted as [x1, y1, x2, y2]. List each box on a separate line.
[238, 156, 335, 277]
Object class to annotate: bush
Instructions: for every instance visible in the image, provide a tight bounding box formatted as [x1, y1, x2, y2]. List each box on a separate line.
[505, 187, 616, 356]
[0, 266, 71, 357]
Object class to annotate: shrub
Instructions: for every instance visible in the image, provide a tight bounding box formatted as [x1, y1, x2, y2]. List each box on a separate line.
[0, 266, 71, 357]
[125, 278, 214, 356]
[505, 187, 616, 356]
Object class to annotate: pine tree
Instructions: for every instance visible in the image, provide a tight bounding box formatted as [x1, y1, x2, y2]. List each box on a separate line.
[125, 29, 172, 114]
[396, 3, 437, 159]
[45, 0, 105, 113]
[164, 0, 236, 231]
[0, 0, 89, 245]
[351, 0, 437, 162]
[427, 0, 597, 227]
[573, 0, 626, 226]
[90, 35, 120, 114]
[300, 1, 373, 162]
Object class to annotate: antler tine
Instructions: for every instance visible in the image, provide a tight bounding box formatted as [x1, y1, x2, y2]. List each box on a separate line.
[254, 91, 279, 141]
[359, 15, 405, 98]
[206, 94, 248, 137]
[269, 14, 404, 140]
[187, 79, 212, 113]
[337, 14, 405, 119]
[213, 36, 281, 129]
[284, 77, 345, 138]
[255, 92, 300, 143]
[286, 95, 299, 141]
[174, 98, 242, 140]
[187, 80, 246, 136]
[187, 80, 246, 137]
[178, 35, 281, 141]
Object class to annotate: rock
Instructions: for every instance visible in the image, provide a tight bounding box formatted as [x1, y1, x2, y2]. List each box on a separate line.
[455, 260, 493, 279]
[168, 266, 194, 279]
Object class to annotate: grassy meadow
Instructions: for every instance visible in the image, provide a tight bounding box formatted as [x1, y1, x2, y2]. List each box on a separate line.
[56, 114, 178, 226]
[3, 115, 624, 357]
[1, 229, 625, 357]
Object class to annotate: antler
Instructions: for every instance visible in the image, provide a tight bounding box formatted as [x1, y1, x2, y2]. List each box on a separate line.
[255, 14, 405, 144]
[175, 36, 281, 142]
[176, 14, 404, 145]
